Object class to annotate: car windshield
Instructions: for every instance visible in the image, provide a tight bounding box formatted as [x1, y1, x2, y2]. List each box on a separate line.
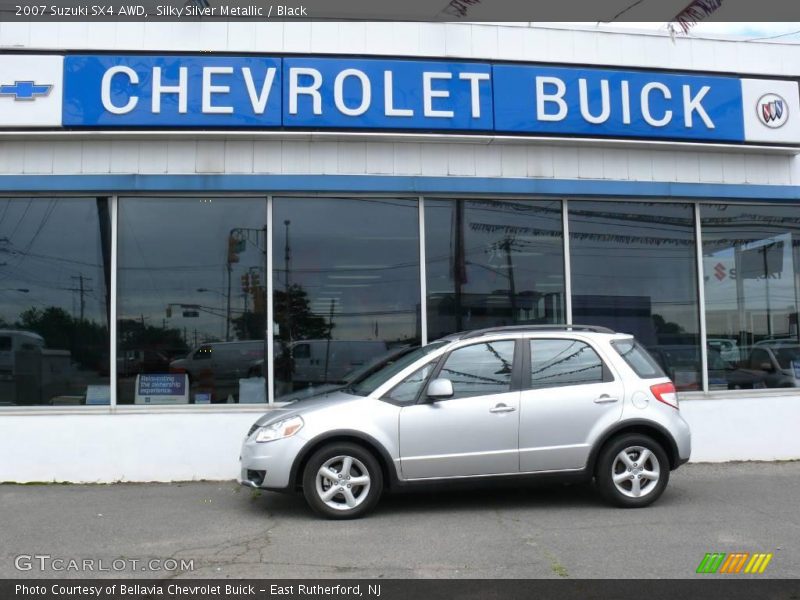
[774, 347, 800, 370]
[339, 346, 413, 382]
[345, 342, 448, 397]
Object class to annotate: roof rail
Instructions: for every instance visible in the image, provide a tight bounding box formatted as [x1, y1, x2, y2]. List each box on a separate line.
[459, 324, 617, 340]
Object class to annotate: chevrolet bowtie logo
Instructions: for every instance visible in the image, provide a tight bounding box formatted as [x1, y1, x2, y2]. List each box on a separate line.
[0, 81, 53, 101]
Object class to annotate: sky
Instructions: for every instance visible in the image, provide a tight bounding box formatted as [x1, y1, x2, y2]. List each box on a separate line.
[573, 22, 800, 43]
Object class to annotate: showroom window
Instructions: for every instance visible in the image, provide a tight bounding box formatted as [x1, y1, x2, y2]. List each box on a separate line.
[425, 199, 565, 340]
[700, 203, 800, 391]
[117, 197, 268, 405]
[0, 197, 111, 406]
[272, 197, 421, 400]
[569, 201, 702, 391]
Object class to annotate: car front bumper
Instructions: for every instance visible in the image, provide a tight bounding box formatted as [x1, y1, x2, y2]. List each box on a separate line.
[238, 432, 309, 491]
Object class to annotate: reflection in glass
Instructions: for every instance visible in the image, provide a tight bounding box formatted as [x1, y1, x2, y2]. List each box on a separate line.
[438, 340, 515, 399]
[385, 363, 437, 405]
[117, 197, 267, 404]
[569, 201, 701, 390]
[0, 197, 110, 406]
[425, 199, 565, 340]
[530, 339, 605, 389]
[272, 197, 420, 398]
[353, 342, 446, 400]
[701, 203, 800, 390]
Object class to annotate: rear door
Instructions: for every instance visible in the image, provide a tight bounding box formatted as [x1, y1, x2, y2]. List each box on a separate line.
[519, 337, 624, 472]
[399, 339, 521, 479]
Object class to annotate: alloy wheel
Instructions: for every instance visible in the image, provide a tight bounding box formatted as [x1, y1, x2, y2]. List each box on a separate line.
[315, 455, 372, 511]
[611, 445, 661, 498]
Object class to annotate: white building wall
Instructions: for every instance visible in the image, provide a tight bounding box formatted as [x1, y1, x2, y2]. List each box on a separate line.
[0, 396, 798, 483]
[0, 23, 799, 483]
[0, 140, 795, 186]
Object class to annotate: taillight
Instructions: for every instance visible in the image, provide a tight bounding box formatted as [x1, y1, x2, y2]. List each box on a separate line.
[650, 381, 679, 409]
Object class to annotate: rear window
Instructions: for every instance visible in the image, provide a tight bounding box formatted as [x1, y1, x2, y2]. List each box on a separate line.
[611, 339, 665, 379]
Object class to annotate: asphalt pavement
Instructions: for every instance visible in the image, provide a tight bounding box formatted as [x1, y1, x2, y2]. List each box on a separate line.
[1, 462, 798, 579]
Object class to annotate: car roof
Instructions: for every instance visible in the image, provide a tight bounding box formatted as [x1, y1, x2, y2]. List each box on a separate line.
[441, 324, 623, 342]
[0, 330, 45, 339]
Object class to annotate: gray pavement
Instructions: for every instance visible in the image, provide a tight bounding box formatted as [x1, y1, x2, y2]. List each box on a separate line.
[1, 462, 799, 579]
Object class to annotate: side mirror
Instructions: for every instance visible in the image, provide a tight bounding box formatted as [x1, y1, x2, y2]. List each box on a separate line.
[759, 361, 774, 372]
[426, 378, 454, 401]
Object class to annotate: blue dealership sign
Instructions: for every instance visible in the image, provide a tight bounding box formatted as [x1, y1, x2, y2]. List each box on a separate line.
[137, 373, 186, 396]
[134, 373, 189, 405]
[64, 55, 282, 127]
[493, 64, 744, 141]
[6, 53, 796, 145]
[282, 57, 493, 131]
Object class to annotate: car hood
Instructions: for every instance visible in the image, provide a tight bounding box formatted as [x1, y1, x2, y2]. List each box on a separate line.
[253, 390, 362, 426]
[274, 383, 344, 403]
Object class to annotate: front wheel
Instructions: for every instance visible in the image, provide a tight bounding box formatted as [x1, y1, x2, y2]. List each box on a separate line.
[302, 443, 383, 519]
[595, 434, 670, 508]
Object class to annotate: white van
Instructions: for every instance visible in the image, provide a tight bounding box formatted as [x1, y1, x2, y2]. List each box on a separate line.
[0, 330, 45, 380]
[288, 340, 391, 386]
[169, 340, 270, 384]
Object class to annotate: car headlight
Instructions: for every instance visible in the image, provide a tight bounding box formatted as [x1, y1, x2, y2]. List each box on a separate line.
[253, 416, 304, 443]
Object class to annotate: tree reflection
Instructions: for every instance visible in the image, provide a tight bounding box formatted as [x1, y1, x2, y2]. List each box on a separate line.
[117, 318, 188, 361]
[6, 307, 108, 373]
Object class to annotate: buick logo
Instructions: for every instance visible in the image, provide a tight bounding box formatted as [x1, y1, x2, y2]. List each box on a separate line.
[757, 93, 788, 129]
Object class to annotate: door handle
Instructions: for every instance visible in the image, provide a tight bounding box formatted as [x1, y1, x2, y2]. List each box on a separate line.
[594, 394, 619, 404]
[489, 403, 516, 413]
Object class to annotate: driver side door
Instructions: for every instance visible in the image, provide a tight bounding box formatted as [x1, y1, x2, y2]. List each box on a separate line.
[398, 339, 521, 480]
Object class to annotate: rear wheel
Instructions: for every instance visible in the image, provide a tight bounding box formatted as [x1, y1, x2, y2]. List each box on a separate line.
[302, 443, 383, 519]
[595, 434, 669, 508]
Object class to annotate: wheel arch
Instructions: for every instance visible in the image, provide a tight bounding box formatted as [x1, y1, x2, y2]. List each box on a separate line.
[289, 430, 399, 492]
[587, 419, 681, 473]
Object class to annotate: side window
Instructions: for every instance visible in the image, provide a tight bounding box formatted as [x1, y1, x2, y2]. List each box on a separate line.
[439, 341, 515, 399]
[386, 362, 437, 405]
[530, 339, 606, 389]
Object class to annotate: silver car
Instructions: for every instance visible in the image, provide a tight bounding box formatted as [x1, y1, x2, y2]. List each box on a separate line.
[239, 325, 691, 519]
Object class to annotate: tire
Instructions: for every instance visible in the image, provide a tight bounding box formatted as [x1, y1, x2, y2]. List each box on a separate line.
[595, 434, 670, 508]
[302, 443, 383, 519]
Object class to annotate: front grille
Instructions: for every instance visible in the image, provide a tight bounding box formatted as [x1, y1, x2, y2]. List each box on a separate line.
[247, 423, 260, 438]
[247, 470, 266, 487]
